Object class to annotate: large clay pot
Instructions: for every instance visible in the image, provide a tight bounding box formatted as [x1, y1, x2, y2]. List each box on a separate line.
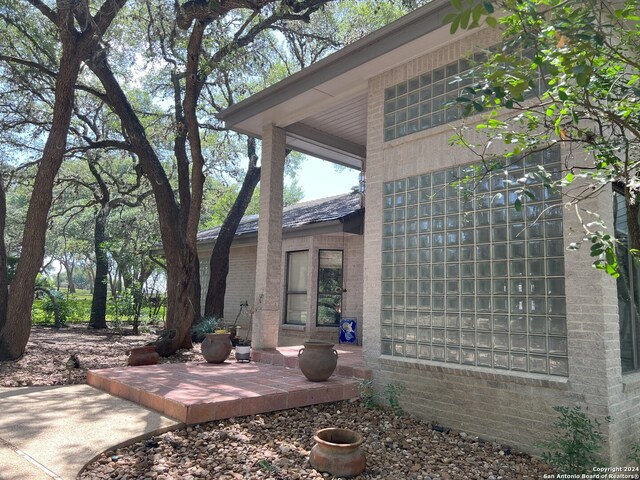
[298, 340, 338, 381]
[128, 346, 159, 366]
[309, 428, 366, 477]
[201, 333, 232, 363]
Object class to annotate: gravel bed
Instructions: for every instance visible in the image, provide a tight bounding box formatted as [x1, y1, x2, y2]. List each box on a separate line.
[80, 400, 554, 480]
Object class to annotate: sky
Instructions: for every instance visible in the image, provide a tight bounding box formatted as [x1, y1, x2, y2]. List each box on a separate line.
[291, 157, 360, 201]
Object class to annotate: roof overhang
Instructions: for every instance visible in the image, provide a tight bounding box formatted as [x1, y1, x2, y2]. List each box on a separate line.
[218, 0, 459, 169]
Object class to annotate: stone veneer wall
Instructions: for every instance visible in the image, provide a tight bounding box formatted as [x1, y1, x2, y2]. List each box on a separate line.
[363, 25, 640, 464]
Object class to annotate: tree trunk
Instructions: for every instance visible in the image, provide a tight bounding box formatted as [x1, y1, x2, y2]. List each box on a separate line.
[626, 188, 640, 252]
[0, 49, 82, 360]
[0, 0, 127, 360]
[87, 55, 196, 355]
[205, 138, 261, 317]
[86, 262, 95, 293]
[0, 177, 7, 334]
[89, 204, 110, 329]
[63, 257, 76, 293]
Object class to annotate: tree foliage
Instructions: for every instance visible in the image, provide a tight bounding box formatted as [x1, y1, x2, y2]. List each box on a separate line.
[447, 0, 640, 276]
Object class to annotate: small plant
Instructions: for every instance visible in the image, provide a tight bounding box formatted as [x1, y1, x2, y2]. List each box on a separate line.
[358, 379, 376, 409]
[191, 316, 223, 343]
[539, 405, 610, 475]
[628, 442, 640, 465]
[383, 382, 406, 416]
[256, 459, 284, 479]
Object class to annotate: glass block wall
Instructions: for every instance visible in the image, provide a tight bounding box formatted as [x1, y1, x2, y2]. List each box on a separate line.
[384, 57, 473, 141]
[380, 151, 568, 376]
[383, 51, 542, 142]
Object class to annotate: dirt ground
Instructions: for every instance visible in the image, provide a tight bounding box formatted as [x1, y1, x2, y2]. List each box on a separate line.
[0, 324, 200, 387]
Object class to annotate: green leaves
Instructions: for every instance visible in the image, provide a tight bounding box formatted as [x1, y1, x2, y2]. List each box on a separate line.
[572, 63, 593, 87]
[444, 0, 496, 33]
[590, 232, 619, 278]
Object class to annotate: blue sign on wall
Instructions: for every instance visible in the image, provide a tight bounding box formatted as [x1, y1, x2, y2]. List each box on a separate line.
[339, 318, 358, 344]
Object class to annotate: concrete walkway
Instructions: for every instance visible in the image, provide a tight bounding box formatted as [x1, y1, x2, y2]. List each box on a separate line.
[0, 385, 180, 480]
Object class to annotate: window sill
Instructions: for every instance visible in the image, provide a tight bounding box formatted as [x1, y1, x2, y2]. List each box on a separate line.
[281, 324, 306, 331]
[379, 355, 570, 390]
[622, 371, 640, 393]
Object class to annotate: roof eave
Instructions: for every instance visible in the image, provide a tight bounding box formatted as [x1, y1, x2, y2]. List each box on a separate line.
[217, 0, 454, 128]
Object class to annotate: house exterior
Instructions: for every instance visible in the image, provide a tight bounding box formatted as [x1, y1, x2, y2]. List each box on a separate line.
[215, 0, 640, 465]
[198, 192, 364, 346]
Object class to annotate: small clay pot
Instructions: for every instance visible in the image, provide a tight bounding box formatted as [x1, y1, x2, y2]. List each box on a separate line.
[298, 340, 338, 381]
[128, 346, 159, 366]
[309, 428, 366, 477]
[201, 333, 232, 363]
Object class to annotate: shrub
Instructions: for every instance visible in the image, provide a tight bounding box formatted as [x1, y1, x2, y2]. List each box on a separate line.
[540, 405, 610, 475]
[383, 383, 406, 416]
[42, 289, 69, 327]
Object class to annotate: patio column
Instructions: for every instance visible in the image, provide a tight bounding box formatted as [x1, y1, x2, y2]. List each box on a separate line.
[252, 124, 286, 349]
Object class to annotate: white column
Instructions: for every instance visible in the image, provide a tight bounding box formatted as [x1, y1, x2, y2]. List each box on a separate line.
[252, 124, 286, 348]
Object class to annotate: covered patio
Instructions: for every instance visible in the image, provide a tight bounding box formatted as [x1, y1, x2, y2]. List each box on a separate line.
[88, 344, 369, 424]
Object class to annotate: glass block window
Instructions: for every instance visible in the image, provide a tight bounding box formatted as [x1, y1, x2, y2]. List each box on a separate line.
[384, 57, 474, 141]
[381, 151, 568, 376]
[383, 50, 542, 142]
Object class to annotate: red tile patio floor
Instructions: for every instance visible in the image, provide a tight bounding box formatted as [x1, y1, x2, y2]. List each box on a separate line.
[87, 345, 370, 425]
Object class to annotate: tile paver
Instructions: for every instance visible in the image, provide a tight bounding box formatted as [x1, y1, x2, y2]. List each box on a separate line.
[88, 345, 370, 425]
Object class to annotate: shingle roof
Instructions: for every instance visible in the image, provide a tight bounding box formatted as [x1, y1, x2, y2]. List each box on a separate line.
[197, 191, 363, 243]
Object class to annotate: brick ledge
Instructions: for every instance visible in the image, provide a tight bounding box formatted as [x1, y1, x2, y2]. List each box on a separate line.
[379, 355, 570, 389]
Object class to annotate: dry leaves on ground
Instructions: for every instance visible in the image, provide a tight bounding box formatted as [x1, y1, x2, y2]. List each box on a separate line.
[0, 324, 200, 387]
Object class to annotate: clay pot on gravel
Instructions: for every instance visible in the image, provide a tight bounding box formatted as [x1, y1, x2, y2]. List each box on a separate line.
[201, 333, 232, 363]
[298, 340, 338, 381]
[127, 346, 159, 366]
[309, 427, 366, 477]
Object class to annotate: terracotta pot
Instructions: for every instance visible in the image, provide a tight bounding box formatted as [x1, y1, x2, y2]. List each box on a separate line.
[128, 346, 159, 366]
[235, 345, 251, 363]
[298, 341, 338, 381]
[201, 333, 232, 363]
[309, 428, 366, 477]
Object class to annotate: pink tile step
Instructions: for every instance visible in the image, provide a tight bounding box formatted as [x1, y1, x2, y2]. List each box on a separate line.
[88, 361, 363, 425]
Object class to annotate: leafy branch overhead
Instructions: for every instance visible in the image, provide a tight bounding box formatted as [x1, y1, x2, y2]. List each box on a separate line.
[445, 0, 640, 276]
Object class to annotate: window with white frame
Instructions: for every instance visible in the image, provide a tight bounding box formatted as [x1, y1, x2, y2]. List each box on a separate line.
[285, 251, 308, 324]
[381, 150, 568, 376]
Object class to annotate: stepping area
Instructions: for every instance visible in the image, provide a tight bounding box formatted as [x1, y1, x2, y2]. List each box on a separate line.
[88, 345, 370, 425]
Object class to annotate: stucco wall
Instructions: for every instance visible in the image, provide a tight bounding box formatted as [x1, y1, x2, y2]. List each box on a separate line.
[363, 26, 639, 464]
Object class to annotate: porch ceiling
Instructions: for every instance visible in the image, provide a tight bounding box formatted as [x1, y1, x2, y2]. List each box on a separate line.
[218, 0, 460, 170]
